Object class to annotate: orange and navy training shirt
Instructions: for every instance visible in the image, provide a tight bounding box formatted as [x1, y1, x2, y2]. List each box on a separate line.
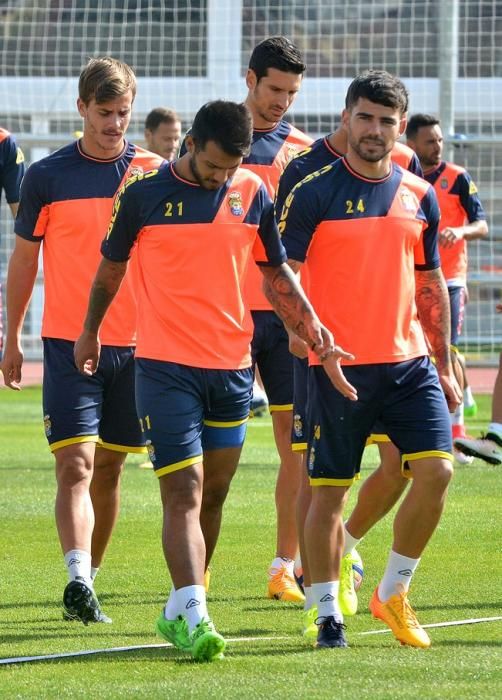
[101, 163, 287, 370]
[0, 127, 25, 204]
[279, 158, 441, 366]
[424, 161, 486, 286]
[241, 120, 312, 310]
[15, 140, 164, 346]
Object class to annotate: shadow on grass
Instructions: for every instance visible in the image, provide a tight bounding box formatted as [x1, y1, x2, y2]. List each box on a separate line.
[0, 591, 163, 611]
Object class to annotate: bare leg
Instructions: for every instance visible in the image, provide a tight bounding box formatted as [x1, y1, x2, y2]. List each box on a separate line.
[296, 454, 312, 585]
[304, 485, 350, 583]
[90, 446, 126, 568]
[54, 442, 96, 554]
[491, 352, 502, 422]
[345, 441, 407, 540]
[272, 409, 302, 559]
[200, 446, 243, 568]
[392, 457, 453, 557]
[159, 463, 205, 588]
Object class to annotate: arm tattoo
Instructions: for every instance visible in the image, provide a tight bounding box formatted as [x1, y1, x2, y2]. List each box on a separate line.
[84, 259, 128, 333]
[415, 268, 451, 370]
[262, 263, 316, 346]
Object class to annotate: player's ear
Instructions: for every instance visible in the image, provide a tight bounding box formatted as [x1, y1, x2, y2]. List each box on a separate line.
[185, 134, 195, 154]
[245, 68, 257, 91]
[76, 98, 86, 119]
[341, 108, 349, 130]
[398, 114, 407, 138]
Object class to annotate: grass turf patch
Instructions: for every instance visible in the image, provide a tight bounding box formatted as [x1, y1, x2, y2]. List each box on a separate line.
[0, 388, 501, 698]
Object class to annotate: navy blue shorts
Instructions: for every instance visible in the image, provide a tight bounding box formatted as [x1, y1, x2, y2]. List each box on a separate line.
[307, 356, 453, 485]
[251, 310, 293, 411]
[292, 357, 391, 450]
[43, 338, 144, 453]
[135, 359, 253, 477]
[448, 285, 466, 346]
[292, 356, 309, 451]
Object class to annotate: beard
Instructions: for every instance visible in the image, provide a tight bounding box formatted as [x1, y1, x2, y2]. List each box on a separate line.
[349, 135, 392, 163]
[188, 153, 219, 190]
[421, 154, 441, 169]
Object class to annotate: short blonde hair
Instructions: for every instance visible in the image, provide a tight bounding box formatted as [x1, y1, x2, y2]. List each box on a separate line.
[78, 56, 137, 105]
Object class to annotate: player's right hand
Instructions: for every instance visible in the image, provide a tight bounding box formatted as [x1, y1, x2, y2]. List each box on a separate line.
[0, 345, 24, 390]
[320, 346, 358, 401]
[438, 367, 463, 413]
[74, 331, 101, 376]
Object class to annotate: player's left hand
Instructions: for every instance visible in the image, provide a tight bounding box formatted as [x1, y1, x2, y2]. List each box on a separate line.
[438, 226, 463, 249]
[74, 331, 101, 376]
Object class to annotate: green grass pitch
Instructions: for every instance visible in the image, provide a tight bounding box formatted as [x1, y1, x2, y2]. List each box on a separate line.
[0, 387, 501, 698]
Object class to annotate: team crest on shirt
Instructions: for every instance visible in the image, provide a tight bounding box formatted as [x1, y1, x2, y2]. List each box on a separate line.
[293, 413, 303, 438]
[43, 414, 52, 437]
[440, 177, 449, 189]
[286, 143, 300, 163]
[146, 439, 156, 463]
[128, 166, 144, 178]
[228, 191, 244, 216]
[399, 187, 417, 212]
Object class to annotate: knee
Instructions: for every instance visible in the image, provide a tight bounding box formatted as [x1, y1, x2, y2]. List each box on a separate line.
[92, 459, 124, 488]
[310, 485, 349, 517]
[437, 460, 454, 489]
[163, 479, 202, 515]
[202, 478, 231, 511]
[55, 453, 93, 488]
[413, 459, 453, 492]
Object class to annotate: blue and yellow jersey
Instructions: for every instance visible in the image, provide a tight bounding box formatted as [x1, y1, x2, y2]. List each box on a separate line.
[424, 160, 486, 285]
[102, 162, 287, 370]
[0, 127, 25, 204]
[242, 120, 312, 310]
[15, 140, 164, 345]
[276, 136, 422, 216]
[279, 157, 440, 366]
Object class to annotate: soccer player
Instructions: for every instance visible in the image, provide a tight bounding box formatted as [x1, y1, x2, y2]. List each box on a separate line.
[242, 36, 313, 602]
[177, 39, 311, 600]
[73, 100, 335, 660]
[275, 119, 423, 635]
[144, 107, 182, 162]
[406, 114, 488, 462]
[0, 126, 25, 355]
[275, 70, 461, 649]
[0, 57, 164, 624]
[455, 305, 502, 465]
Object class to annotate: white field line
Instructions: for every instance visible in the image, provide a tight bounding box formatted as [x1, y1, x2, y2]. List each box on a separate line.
[359, 615, 502, 635]
[1, 616, 501, 665]
[0, 636, 288, 666]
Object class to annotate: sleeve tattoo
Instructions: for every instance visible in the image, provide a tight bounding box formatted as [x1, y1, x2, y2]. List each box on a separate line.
[415, 268, 451, 370]
[262, 263, 316, 347]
